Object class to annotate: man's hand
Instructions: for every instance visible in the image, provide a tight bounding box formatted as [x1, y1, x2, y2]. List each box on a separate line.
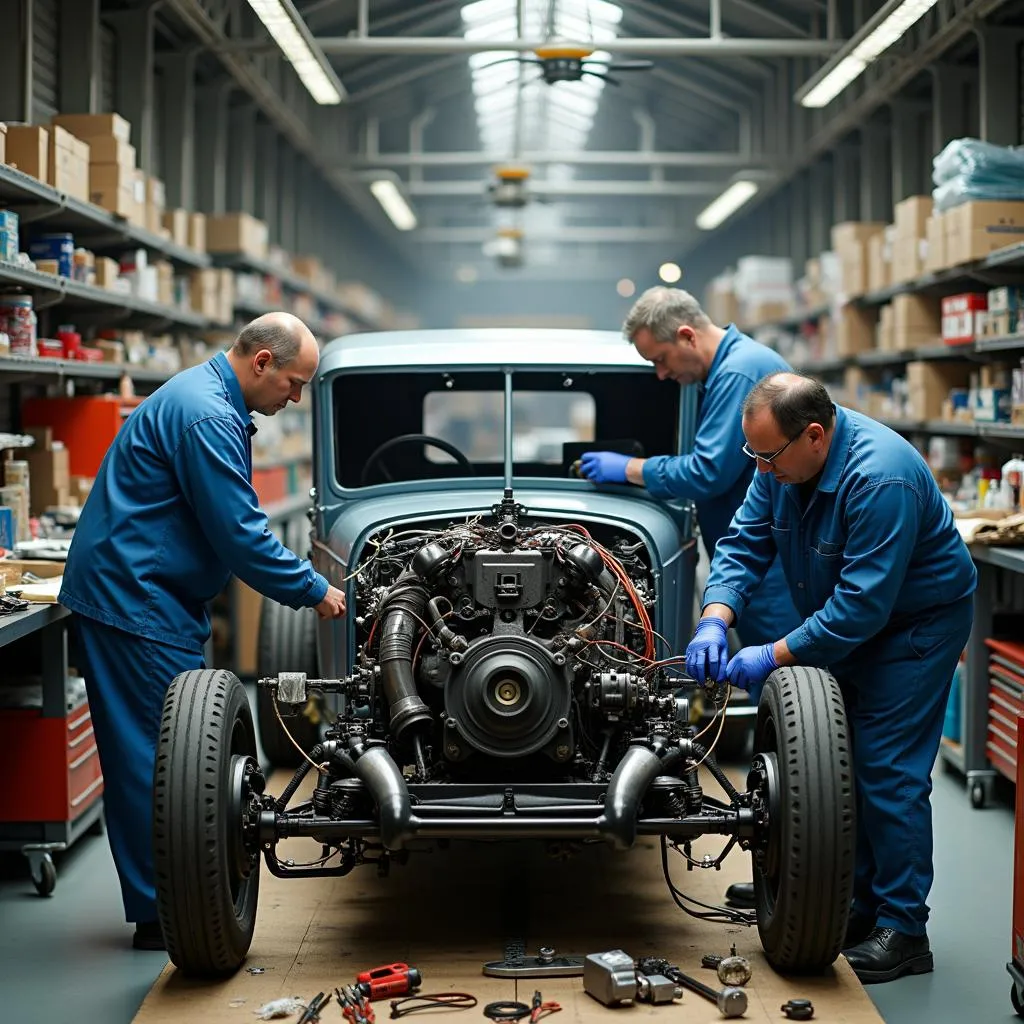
[685, 616, 729, 682]
[315, 585, 346, 619]
[726, 643, 778, 690]
[580, 451, 631, 484]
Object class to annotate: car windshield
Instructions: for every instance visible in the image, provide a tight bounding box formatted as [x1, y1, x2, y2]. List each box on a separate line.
[333, 368, 680, 488]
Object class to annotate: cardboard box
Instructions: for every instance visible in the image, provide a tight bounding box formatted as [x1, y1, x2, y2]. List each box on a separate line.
[154, 260, 174, 306]
[949, 227, 1024, 265]
[95, 256, 120, 288]
[190, 268, 220, 318]
[831, 221, 887, 251]
[906, 360, 972, 421]
[5, 125, 48, 181]
[868, 234, 889, 293]
[893, 293, 940, 339]
[890, 237, 922, 285]
[217, 267, 235, 326]
[162, 209, 189, 247]
[942, 292, 988, 345]
[51, 112, 131, 144]
[925, 216, 946, 273]
[836, 303, 877, 356]
[0, 122, 6, 165]
[23, 445, 70, 515]
[877, 303, 895, 352]
[205, 212, 268, 259]
[86, 135, 135, 168]
[188, 212, 206, 253]
[894, 195, 933, 241]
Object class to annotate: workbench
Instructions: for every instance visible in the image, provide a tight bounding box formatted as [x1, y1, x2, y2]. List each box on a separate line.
[0, 603, 104, 895]
[940, 545, 1024, 807]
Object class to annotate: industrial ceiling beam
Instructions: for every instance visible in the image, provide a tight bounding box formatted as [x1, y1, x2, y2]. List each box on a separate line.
[352, 150, 773, 168]
[347, 55, 465, 103]
[407, 180, 724, 197]
[315, 36, 842, 57]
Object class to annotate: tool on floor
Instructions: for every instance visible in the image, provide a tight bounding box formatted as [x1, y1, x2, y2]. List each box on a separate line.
[482, 992, 561, 1022]
[700, 945, 752, 986]
[357, 963, 422, 1000]
[296, 991, 333, 1024]
[338, 986, 375, 1024]
[582, 950, 681, 1007]
[482, 944, 585, 978]
[637, 957, 746, 1019]
[781, 998, 814, 1020]
[388, 992, 478, 1018]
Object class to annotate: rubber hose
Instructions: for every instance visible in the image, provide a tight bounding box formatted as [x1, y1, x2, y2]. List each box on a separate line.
[378, 575, 433, 739]
[275, 743, 323, 812]
[692, 741, 743, 803]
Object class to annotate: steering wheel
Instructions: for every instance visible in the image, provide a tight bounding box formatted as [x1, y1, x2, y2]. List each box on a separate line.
[360, 433, 474, 486]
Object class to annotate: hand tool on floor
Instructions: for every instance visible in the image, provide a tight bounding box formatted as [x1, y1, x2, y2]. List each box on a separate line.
[637, 957, 746, 1019]
[700, 945, 752, 986]
[296, 991, 332, 1024]
[781, 998, 814, 1020]
[356, 963, 422, 1000]
[483, 944, 585, 978]
[582, 950, 681, 1007]
[338, 985, 376, 1024]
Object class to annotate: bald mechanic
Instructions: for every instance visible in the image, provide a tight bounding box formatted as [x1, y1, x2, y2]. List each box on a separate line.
[686, 373, 976, 983]
[60, 313, 345, 952]
[580, 287, 800, 683]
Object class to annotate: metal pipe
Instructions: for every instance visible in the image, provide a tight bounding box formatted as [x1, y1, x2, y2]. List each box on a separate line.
[503, 372, 513, 493]
[315, 36, 842, 56]
[357, 0, 369, 37]
[710, 0, 722, 40]
[411, 227, 694, 244]
[352, 150, 771, 168]
[631, 109, 656, 153]
[827, 0, 838, 41]
[406, 180, 724, 197]
[348, 56, 463, 104]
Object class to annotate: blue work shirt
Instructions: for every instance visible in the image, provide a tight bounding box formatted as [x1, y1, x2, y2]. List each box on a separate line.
[703, 406, 977, 668]
[60, 352, 328, 653]
[640, 325, 799, 645]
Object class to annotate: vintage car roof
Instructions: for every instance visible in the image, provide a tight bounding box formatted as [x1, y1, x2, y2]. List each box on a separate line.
[318, 328, 652, 373]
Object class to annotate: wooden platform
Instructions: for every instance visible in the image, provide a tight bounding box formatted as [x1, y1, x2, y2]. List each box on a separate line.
[134, 771, 883, 1024]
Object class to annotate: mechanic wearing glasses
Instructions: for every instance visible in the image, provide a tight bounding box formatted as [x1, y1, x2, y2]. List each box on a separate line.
[579, 287, 801, 700]
[59, 313, 347, 952]
[686, 371, 976, 983]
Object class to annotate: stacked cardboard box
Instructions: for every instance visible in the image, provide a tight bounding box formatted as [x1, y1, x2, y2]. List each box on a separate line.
[154, 260, 175, 306]
[905, 361, 972, 421]
[189, 212, 206, 254]
[891, 196, 932, 284]
[47, 126, 89, 202]
[984, 286, 1024, 337]
[146, 177, 166, 236]
[5, 126, 49, 182]
[891, 293, 941, 350]
[836, 303, 877, 356]
[831, 222, 886, 298]
[704, 275, 741, 326]
[924, 214, 946, 273]
[206, 213, 268, 260]
[868, 231, 891, 293]
[162, 209, 189, 247]
[877, 303, 895, 352]
[22, 428, 71, 514]
[189, 267, 234, 323]
[944, 201, 1024, 265]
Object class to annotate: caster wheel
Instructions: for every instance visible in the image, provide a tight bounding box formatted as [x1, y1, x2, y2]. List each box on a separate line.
[1011, 981, 1024, 1018]
[88, 815, 106, 837]
[970, 781, 986, 809]
[32, 856, 56, 897]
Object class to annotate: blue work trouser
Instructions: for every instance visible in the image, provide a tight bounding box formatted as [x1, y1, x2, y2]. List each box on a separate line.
[835, 594, 973, 937]
[74, 614, 203, 923]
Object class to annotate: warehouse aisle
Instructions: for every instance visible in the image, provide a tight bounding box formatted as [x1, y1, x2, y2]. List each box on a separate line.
[0, 763, 1016, 1024]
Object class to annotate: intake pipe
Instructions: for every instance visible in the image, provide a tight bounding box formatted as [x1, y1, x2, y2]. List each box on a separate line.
[341, 734, 687, 851]
[377, 573, 434, 741]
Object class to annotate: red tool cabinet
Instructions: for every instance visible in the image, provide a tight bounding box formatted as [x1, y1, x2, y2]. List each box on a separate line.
[1008, 716, 1024, 1016]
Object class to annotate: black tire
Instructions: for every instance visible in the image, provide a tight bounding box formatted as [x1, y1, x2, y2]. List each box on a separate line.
[256, 598, 319, 767]
[154, 669, 261, 977]
[752, 666, 856, 973]
[1012, 981, 1024, 1018]
[32, 856, 56, 896]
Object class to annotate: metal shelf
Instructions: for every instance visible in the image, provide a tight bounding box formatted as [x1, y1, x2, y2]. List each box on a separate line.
[793, 356, 848, 374]
[263, 492, 310, 523]
[970, 545, 1024, 575]
[0, 354, 171, 382]
[0, 163, 209, 270]
[252, 452, 312, 472]
[0, 603, 70, 649]
[979, 424, 1024, 443]
[975, 334, 1024, 354]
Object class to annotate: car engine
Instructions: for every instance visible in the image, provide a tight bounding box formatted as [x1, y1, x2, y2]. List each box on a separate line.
[342, 490, 688, 782]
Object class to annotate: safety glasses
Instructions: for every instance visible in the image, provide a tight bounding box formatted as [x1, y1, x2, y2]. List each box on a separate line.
[742, 429, 804, 465]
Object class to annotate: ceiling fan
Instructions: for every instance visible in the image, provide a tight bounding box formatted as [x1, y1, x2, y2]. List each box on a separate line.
[492, 43, 653, 87]
[485, 166, 554, 208]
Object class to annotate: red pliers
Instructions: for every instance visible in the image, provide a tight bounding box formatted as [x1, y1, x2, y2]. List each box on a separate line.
[337, 985, 377, 1024]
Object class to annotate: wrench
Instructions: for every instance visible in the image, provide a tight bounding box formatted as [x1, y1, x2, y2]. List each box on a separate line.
[637, 958, 746, 1019]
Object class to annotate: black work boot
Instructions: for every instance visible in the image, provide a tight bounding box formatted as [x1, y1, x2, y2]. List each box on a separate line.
[843, 926, 933, 983]
[724, 881, 755, 909]
[132, 920, 166, 951]
[843, 908, 877, 950]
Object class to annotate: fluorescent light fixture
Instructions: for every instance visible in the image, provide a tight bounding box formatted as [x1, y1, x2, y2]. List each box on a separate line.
[370, 179, 418, 231]
[798, 0, 939, 108]
[696, 180, 759, 231]
[247, 0, 345, 104]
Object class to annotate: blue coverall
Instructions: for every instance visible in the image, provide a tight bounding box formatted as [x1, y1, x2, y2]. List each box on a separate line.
[703, 406, 977, 936]
[640, 325, 800, 695]
[59, 351, 328, 924]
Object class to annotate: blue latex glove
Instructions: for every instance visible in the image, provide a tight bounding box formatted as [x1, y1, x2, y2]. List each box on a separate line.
[685, 616, 729, 683]
[727, 644, 778, 691]
[580, 451, 631, 484]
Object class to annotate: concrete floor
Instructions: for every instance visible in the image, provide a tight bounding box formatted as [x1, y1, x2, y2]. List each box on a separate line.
[0, 758, 1018, 1024]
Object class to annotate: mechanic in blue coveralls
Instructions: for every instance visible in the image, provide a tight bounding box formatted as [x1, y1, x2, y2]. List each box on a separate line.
[59, 313, 346, 952]
[686, 372, 976, 984]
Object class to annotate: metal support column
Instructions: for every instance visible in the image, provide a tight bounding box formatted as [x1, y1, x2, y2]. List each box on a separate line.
[770, 189, 791, 260]
[59, 0, 100, 113]
[279, 146, 297, 255]
[0, 0, 32, 123]
[809, 158, 833, 257]
[975, 29, 1023, 146]
[254, 123, 279, 243]
[227, 104, 258, 213]
[109, 7, 156, 173]
[890, 101, 925, 204]
[929, 64, 970, 155]
[858, 123, 891, 223]
[158, 52, 196, 211]
[195, 82, 230, 215]
[790, 173, 810, 267]
[833, 143, 859, 224]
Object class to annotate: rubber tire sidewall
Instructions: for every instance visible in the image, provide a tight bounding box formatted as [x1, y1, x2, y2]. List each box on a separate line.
[256, 599, 319, 767]
[154, 668, 260, 977]
[753, 665, 856, 973]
